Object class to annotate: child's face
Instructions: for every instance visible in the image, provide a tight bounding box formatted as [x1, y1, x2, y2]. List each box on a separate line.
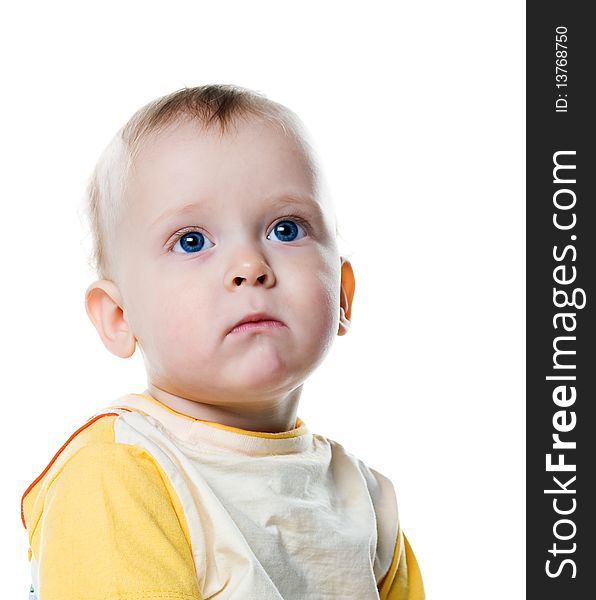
[109, 117, 345, 406]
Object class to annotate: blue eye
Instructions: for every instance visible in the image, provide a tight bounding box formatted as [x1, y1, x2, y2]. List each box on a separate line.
[172, 231, 214, 254]
[268, 219, 307, 242]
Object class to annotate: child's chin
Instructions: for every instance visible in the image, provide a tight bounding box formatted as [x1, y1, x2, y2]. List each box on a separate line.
[233, 366, 290, 393]
[225, 356, 295, 393]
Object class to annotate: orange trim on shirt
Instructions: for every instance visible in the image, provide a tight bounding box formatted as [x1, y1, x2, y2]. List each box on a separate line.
[20, 410, 131, 528]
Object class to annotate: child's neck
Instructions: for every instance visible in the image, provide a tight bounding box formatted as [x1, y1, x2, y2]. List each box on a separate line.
[143, 383, 302, 433]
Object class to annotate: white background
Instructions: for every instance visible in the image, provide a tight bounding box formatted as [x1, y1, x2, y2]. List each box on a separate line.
[2, 1, 525, 597]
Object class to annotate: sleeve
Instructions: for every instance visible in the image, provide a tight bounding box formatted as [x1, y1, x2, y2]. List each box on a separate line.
[377, 527, 425, 600]
[33, 442, 202, 600]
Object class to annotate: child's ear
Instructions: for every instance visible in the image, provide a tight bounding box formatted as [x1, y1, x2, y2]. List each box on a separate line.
[84, 280, 136, 358]
[338, 257, 355, 336]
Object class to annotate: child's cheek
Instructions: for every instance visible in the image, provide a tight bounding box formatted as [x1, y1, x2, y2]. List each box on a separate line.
[297, 259, 341, 354]
[146, 285, 214, 366]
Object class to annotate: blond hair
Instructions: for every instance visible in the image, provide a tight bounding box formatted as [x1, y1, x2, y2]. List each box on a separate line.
[80, 84, 337, 281]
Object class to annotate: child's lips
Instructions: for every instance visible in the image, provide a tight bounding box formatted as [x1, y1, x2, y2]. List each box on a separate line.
[228, 320, 286, 334]
[227, 312, 286, 335]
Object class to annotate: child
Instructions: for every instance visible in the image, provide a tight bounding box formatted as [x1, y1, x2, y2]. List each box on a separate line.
[20, 85, 425, 599]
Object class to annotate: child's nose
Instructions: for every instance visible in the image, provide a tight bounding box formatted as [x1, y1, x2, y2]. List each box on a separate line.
[225, 255, 276, 289]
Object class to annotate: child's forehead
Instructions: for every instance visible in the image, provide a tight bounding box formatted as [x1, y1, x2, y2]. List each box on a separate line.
[121, 116, 336, 235]
[138, 115, 301, 157]
[129, 119, 318, 201]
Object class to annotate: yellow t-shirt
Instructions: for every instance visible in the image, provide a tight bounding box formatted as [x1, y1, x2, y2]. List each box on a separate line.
[21, 393, 425, 600]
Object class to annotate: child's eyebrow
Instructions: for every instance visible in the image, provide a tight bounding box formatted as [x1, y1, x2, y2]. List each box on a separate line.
[150, 195, 323, 229]
[150, 202, 212, 229]
[266, 195, 324, 218]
